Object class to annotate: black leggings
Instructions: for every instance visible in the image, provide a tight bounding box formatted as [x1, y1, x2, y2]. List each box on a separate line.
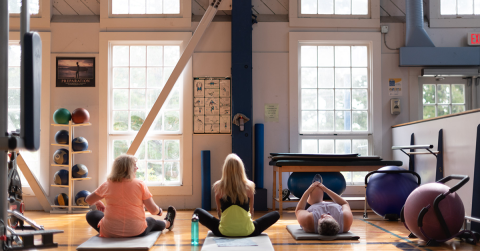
[193, 208, 280, 237]
[86, 210, 166, 237]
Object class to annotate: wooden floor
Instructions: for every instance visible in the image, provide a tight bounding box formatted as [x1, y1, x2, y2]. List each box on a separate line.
[14, 210, 480, 251]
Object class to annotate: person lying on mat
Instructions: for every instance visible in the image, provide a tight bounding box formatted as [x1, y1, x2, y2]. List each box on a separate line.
[194, 153, 280, 237]
[85, 154, 176, 238]
[295, 181, 353, 235]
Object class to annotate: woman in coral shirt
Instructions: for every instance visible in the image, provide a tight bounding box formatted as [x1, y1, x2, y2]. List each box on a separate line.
[85, 154, 176, 238]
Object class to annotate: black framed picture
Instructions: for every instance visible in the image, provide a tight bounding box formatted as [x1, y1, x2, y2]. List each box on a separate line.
[56, 57, 95, 87]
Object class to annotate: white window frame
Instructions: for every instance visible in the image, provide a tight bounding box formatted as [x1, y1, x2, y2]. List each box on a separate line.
[289, 32, 382, 186]
[9, 0, 50, 30]
[430, 0, 480, 27]
[99, 32, 193, 196]
[289, 0, 380, 28]
[8, 32, 51, 196]
[100, 0, 191, 29]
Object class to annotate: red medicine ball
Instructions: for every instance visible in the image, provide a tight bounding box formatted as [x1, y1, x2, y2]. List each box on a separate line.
[71, 108, 90, 124]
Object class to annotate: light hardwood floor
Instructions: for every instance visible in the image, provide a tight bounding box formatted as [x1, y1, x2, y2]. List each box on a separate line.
[13, 210, 480, 251]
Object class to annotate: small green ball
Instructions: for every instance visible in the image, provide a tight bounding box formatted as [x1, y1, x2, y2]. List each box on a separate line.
[53, 108, 71, 124]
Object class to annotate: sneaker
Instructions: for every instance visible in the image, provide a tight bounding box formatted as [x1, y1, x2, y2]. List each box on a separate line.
[164, 206, 176, 231]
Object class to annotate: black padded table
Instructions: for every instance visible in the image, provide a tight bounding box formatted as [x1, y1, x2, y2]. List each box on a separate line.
[269, 153, 403, 215]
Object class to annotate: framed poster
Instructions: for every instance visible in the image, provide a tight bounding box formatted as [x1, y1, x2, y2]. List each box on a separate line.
[194, 77, 231, 134]
[56, 57, 95, 87]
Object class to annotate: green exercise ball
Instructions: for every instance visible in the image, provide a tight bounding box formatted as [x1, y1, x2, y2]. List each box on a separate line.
[53, 108, 71, 124]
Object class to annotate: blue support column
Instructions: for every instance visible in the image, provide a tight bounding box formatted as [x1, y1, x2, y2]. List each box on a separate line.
[231, 0, 253, 180]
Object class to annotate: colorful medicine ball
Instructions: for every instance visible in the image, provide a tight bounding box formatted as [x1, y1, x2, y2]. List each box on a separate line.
[53, 148, 69, 165]
[75, 190, 91, 206]
[53, 169, 69, 185]
[54, 193, 68, 209]
[71, 108, 90, 124]
[54, 130, 69, 144]
[72, 164, 88, 178]
[53, 108, 71, 124]
[72, 137, 89, 151]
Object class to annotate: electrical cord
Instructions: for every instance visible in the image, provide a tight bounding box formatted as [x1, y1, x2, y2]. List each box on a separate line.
[383, 33, 400, 51]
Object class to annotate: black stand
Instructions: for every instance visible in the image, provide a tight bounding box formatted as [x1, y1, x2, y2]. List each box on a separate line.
[254, 188, 268, 211]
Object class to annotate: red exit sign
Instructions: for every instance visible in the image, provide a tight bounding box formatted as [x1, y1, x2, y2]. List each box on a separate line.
[468, 33, 480, 45]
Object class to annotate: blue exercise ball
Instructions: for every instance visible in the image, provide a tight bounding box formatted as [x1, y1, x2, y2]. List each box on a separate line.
[53, 169, 69, 185]
[72, 164, 88, 178]
[72, 137, 88, 151]
[287, 172, 346, 200]
[53, 148, 69, 165]
[366, 166, 419, 219]
[75, 190, 91, 206]
[54, 130, 69, 144]
[54, 193, 68, 209]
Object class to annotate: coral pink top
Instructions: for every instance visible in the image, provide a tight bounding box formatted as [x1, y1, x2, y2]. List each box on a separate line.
[93, 179, 152, 238]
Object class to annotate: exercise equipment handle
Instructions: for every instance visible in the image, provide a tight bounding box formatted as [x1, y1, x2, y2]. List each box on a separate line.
[436, 175, 469, 193]
[417, 204, 430, 227]
[365, 170, 421, 186]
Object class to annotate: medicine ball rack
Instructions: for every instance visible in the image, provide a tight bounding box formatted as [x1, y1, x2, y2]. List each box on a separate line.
[50, 121, 91, 214]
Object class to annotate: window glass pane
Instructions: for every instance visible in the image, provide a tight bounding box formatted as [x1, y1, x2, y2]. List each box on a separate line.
[352, 0, 368, 15]
[335, 46, 350, 67]
[130, 0, 146, 14]
[318, 68, 334, 88]
[452, 105, 465, 113]
[301, 0, 318, 14]
[302, 139, 318, 153]
[147, 46, 163, 66]
[302, 46, 318, 67]
[135, 141, 146, 160]
[113, 89, 128, 110]
[165, 140, 180, 160]
[341, 171, 352, 183]
[147, 68, 164, 88]
[352, 139, 368, 156]
[8, 111, 20, 131]
[146, 0, 163, 14]
[423, 106, 435, 119]
[437, 84, 450, 104]
[130, 68, 146, 88]
[352, 89, 367, 109]
[113, 46, 129, 66]
[166, 88, 181, 109]
[458, 0, 474, 14]
[335, 111, 351, 131]
[153, 113, 164, 131]
[130, 89, 146, 110]
[112, 0, 129, 14]
[335, 139, 351, 153]
[318, 111, 334, 131]
[302, 89, 317, 110]
[352, 111, 368, 131]
[113, 111, 128, 131]
[335, 68, 351, 88]
[318, 89, 334, 110]
[8, 89, 20, 110]
[335, 89, 351, 109]
[437, 105, 450, 116]
[423, 84, 435, 104]
[147, 89, 162, 110]
[318, 0, 334, 14]
[147, 162, 163, 182]
[136, 161, 146, 181]
[8, 0, 39, 14]
[164, 0, 180, 14]
[351, 46, 367, 67]
[164, 46, 180, 66]
[147, 140, 162, 160]
[131, 111, 146, 131]
[164, 111, 180, 131]
[353, 172, 368, 183]
[318, 46, 334, 67]
[130, 46, 146, 66]
[335, 0, 351, 14]
[319, 140, 334, 153]
[302, 111, 318, 131]
[301, 68, 317, 88]
[475, 0, 480, 14]
[441, 0, 456, 14]
[352, 68, 367, 88]
[113, 68, 129, 88]
[452, 84, 465, 103]
[165, 162, 180, 182]
[164, 67, 174, 85]
[8, 67, 20, 88]
[113, 140, 129, 159]
[8, 45, 21, 66]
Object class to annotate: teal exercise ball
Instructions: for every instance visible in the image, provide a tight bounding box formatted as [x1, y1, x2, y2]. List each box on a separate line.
[53, 108, 71, 124]
[287, 172, 346, 200]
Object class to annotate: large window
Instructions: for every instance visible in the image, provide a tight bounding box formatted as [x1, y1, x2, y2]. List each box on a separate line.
[109, 44, 182, 186]
[301, 0, 368, 15]
[441, 0, 480, 15]
[421, 80, 467, 119]
[8, 0, 39, 15]
[112, 0, 179, 14]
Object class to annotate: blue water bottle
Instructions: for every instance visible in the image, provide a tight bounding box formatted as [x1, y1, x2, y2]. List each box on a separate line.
[191, 214, 199, 245]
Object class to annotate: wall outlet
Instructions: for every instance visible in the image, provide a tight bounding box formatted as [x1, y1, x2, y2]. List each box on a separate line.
[381, 25, 389, 34]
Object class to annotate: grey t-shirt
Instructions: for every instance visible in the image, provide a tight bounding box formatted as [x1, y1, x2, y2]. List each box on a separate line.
[306, 201, 344, 234]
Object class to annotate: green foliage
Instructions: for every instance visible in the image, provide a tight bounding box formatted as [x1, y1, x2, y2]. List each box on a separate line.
[131, 115, 144, 131]
[113, 122, 128, 131]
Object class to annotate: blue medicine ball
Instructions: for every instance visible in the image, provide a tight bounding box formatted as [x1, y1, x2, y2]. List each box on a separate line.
[287, 172, 346, 200]
[366, 166, 419, 219]
[53, 169, 69, 185]
[53, 148, 69, 165]
[54, 193, 68, 209]
[72, 164, 88, 178]
[75, 190, 91, 206]
[54, 130, 69, 144]
[72, 137, 88, 151]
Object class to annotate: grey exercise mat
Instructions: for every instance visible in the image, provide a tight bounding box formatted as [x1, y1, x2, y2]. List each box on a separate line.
[286, 225, 360, 240]
[77, 231, 161, 251]
[201, 231, 274, 251]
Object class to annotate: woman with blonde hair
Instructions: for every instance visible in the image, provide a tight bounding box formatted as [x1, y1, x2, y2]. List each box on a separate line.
[194, 153, 280, 236]
[85, 154, 176, 237]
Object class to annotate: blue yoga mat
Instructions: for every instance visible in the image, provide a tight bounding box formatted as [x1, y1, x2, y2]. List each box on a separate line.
[255, 124, 264, 189]
[201, 150, 211, 211]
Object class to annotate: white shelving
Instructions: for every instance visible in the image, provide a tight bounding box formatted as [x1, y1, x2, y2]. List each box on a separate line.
[50, 121, 92, 214]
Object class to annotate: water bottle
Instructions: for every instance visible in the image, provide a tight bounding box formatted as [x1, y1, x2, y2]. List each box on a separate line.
[191, 214, 199, 246]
